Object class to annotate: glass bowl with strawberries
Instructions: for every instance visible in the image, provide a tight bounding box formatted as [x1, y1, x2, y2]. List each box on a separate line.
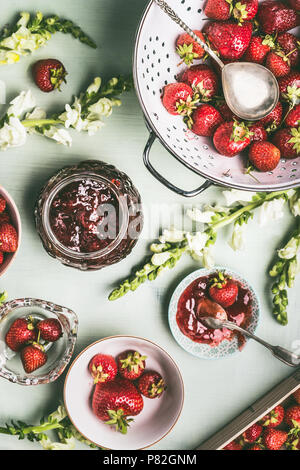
[0, 187, 21, 276]
[34, 160, 143, 271]
[169, 267, 260, 360]
[0, 298, 78, 386]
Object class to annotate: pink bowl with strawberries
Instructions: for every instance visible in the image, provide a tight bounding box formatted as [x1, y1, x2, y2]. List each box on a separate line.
[0, 186, 21, 276]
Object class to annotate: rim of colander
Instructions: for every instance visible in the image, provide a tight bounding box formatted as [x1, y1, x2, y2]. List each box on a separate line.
[133, 0, 300, 192]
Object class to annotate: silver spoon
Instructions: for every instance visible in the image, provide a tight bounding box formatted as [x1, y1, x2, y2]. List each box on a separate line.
[153, 0, 279, 121]
[200, 316, 300, 367]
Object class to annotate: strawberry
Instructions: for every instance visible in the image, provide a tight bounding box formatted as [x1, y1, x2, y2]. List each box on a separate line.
[286, 104, 300, 128]
[92, 378, 144, 433]
[286, 425, 300, 450]
[223, 440, 243, 450]
[285, 405, 300, 428]
[181, 65, 219, 101]
[263, 428, 288, 450]
[21, 343, 47, 373]
[265, 50, 291, 78]
[189, 104, 224, 136]
[278, 71, 300, 107]
[88, 354, 118, 384]
[272, 127, 300, 159]
[294, 389, 300, 405]
[243, 35, 274, 64]
[249, 444, 263, 450]
[208, 272, 238, 307]
[33, 59, 67, 93]
[204, 20, 253, 60]
[233, 0, 259, 22]
[277, 33, 299, 68]
[215, 100, 238, 121]
[249, 141, 281, 171]
[257, 1, 299, 34]
[176, 30, 205, 66]
[257, 102, 283, 131]
[117, 350, 147, 380]
[0, 212, 10, 225]
[204, 0, 233, 20]
[162, 83, 196, 116]
[5, 317, 37, 352]
[287, 0, 300, 10]
[243, 423, 263, 443]
[213, 120, 252, 157]
[261, 405, 285, 428]
[0, 223, 18, 252]
[249, 123, 268, 142]
[137, 371, 166, 399]
[0, 196, 6, 214]
[36, 318, 63, 342]
[0, 252, 4, 265]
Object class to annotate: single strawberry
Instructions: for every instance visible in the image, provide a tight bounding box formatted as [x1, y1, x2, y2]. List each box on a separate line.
[213, 120, 252, 157]
[243, 423, 263, 443]
[272, 127, 300, 159]
[233, 0, 259, 22]
[285, 405, 300, 428]
[294, 389, 300, 405]
[204, 0, 233, 20]
[181, 65, 219, 101]
[286, 425, 300, 450]
[286, 104, 300, 128]
[0, 212, 10, 225]
[5, 317, 37, 352]
[277, 32, 299, 68]
[243, 35, 275, 64]
[88, 354, 118, 384]
[162, 82, 196, 116]
[137, 371, 166, 399]
[36, 318, 63, 342]
[32, 59, 67, 93]
[189, 104, 224, 136]
[249, 123, 268, 142]
[117, 350, 147, 381]
[215, 100, 238, 121]
[204, 20, 253, 60]
[265, 50, 291, 78]
[264, 428, 288, 450]
[92, 378, 144, 434]
[249, 444, 263, 450]
[0, 196, 6, 214]
[0, 252, 4, 265]
[21, 343, 47, 373]
[176, 30, 205, 66]
[287, 0, 300, 10]
[208, 272, 239, 307]
[278, 71, 300, 107]
[261, 405, 285, 428]
[258, 1, 299, 34]
[249, 141, 281, 171]
[223, 440, 243, 450]
[257, 102, 283, 131]
[0, 223, 18, 252]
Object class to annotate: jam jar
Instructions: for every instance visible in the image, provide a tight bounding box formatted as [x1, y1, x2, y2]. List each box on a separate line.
[34, 160, 143, 271]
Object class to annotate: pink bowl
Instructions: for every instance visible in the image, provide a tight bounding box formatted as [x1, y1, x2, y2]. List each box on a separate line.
[0, 187, 21, 276]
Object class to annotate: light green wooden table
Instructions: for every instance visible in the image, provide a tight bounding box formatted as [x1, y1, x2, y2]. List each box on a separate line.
[0, 0, 299, 451]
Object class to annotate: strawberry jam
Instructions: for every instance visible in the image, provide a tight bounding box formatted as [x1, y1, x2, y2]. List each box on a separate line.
[176, 274, 253, 348]
[49, 179, 120, 254]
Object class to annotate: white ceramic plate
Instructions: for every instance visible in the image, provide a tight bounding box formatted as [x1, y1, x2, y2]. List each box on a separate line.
[169, 267, 260, 360]
[64, 336, 184, 450]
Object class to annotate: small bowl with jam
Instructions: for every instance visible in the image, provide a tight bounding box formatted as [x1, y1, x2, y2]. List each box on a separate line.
[168, 268, 260, 360]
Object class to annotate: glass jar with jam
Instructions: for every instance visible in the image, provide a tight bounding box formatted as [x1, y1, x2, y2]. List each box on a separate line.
[34, 160, 143, 271]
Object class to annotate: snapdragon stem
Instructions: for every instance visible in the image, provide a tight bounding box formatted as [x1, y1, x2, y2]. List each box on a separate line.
[0, 422, 63, 435]
[21, 119, 64, 128]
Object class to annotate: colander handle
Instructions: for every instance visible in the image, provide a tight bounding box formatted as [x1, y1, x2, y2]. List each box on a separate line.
[143, 131, 213, 197]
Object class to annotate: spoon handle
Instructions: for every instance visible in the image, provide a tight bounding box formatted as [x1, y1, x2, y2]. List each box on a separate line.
[153, 0, 224, 69]
[223, 321, 300, 367]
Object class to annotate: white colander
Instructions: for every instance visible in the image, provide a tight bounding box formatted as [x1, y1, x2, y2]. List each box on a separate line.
[133, 0, 300, 196]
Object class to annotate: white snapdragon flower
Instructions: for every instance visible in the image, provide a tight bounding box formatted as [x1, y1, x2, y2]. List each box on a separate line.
[202, 246, 215, 268]
[229, 224, 246, 251]
[83, 120, 104, 136]
[187, 207, 215, 224]
[8, 90, 36, 117]
[223, 189, 256, 206]
[39, 436, 76, 451]
[44, 127, 72, 147]
[259, 198, 285, 226]
[0, 117, 27, 150]
[151, 252, 171, 266]
[289, 191, 300, 217]
[86, 77, 101, 95]
[186, 232, 209, 257]
[278, 237, 300, 260]
[159, 228, 185, 244]
[88, 97, 114, 119]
